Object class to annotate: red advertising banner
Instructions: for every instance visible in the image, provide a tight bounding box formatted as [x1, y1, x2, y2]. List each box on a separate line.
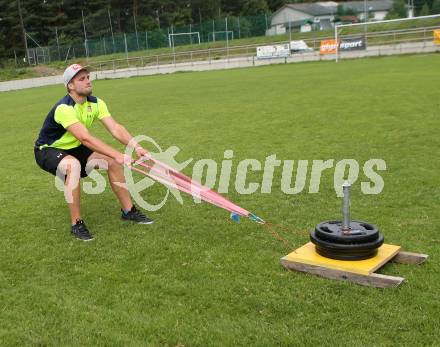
[320, 39, 339, 54]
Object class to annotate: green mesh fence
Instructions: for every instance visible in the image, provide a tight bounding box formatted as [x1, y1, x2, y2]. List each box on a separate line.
[29, 12, 272, 63]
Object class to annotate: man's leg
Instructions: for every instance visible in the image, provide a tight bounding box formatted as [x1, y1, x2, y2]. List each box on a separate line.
[57, 155, 82, 224]
[87, 152, 133, 211]
[86, 152, 153, 224]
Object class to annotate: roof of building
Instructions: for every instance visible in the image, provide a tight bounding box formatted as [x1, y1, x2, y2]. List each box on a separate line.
[274, 1, 392, 18]
[285, 3, 336, 16]
[342, 0, 393, 12]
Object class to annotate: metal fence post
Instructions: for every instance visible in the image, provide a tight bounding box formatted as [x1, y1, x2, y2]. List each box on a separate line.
[124, 33, 129, 66]
[225, 17, 229, 62]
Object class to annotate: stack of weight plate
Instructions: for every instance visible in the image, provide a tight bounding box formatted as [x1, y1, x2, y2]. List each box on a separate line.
[310, 220, 384, 260]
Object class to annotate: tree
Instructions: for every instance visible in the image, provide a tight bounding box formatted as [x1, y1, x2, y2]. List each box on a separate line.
[0, 0, 282, 61]
[240, 0, 269, 16]
[0, 0, 27, 58]
[336, 4, 358, 17]
[419, 2, 430, 15]
[432, 0, 440, 13]
[266, 0, 289, 12]
[385, 0, 407, 19]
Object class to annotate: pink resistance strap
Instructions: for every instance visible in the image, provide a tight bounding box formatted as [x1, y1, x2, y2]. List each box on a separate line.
[129, 155, 265, 224]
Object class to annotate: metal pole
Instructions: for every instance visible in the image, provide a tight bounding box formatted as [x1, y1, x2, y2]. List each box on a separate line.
[335, 24, 339, 63]
[364, 0, 368, 37]
[108, 8, 115, 53]
[289, 21, 291, 43]
[81, 9, 88, 58]
[238, 16, 241, 39]
[103, 37, 106, 55]
[55, 27, 61, 60]
[190, 23, 193, 45]
[171, 25, 175, 52]
[145, 31, 149, 50]
[171, 26, 175, 65]
[64, 46, 71, 63]
[133, 10, 140, 50]
[124, 33, 128, 65]
[225, 17, 229, 60]
[14, 50, 18, 66]
[212, 20, 215, 42]
[342, 181, 351, 231]
[17, 0, 30, 65]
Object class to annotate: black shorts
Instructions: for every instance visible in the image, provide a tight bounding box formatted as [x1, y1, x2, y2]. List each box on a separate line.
[34, 145, 94, 178]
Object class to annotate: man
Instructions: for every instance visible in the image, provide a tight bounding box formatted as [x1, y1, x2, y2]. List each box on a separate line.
[34, 63, 153, 241]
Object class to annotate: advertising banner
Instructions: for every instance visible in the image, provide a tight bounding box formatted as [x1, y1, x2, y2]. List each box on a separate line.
[256, 44, 290, 59]
[320, 39, 338, 54]
[339, 37, 366, 51]
[290, 40, 313, 52]
[434, 29, 440, 45]
[320, 37, 366, 54]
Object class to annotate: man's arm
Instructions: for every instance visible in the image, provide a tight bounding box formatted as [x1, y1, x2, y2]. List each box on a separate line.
[100, 116, 147, 157]
[67, 122, 130, 165]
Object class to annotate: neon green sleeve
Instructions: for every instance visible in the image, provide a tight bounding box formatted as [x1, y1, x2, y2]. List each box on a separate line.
[97, 98, 111, 120]
[54, 104, 79, 128]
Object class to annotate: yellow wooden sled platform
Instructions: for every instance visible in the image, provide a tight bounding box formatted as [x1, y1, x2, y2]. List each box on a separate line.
[281, 242, 428, 288]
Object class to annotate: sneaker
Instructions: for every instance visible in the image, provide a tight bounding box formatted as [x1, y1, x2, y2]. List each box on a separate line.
[121, 205, 154, 225]
[71, 219, 94, 241]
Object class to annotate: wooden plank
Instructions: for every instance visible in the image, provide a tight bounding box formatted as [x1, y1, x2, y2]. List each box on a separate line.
[283, 243, 401, 275]
[391, 251, 428, 265]
[280, 257, 405, 288]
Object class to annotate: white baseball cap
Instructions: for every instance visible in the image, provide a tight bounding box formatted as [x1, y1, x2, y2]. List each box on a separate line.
[63, 63, 90, 87]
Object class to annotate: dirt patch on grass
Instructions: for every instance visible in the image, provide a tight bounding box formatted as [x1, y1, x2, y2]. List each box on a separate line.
[31, 66, 62, 76]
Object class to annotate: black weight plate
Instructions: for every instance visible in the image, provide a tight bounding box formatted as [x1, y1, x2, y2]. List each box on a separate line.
[314, 244, 378, 260]
[315, 220, 380, 244]
[310, 230, 384, 250]
[310, 230, 384, 260]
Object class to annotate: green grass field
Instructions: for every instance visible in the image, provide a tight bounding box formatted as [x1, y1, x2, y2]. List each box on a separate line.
[1, 54, 439, 346]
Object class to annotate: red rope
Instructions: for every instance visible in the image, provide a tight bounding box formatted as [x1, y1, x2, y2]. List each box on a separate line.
[263, 222, 308, 250]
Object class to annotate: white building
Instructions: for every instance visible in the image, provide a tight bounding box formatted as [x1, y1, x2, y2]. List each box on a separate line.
[267, 1, 393, 36]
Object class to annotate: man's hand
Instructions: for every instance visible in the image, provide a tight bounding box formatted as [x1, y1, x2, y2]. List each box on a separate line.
[114, 152, 133, 166]
[135, 146, 148, 158]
